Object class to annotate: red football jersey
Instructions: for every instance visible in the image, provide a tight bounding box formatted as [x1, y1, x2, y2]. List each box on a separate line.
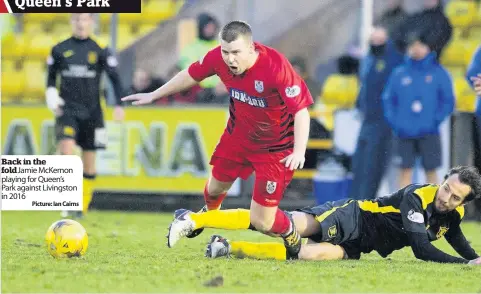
[188, 42, 314, 152]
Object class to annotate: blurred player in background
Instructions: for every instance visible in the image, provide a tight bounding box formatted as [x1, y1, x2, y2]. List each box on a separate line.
[46, 13, 125, 218]
[122, 21, 314, 259]
[205, 166, 481, 265]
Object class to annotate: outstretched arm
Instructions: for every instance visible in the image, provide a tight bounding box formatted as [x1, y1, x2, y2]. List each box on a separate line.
[444, 223, 479, 260]
[400, 192, 469, 264]
[151, 69, 198, 101]
[407, 232, 469, 264]
[122, 69, 199, 105]
[123, 47, 219, 105]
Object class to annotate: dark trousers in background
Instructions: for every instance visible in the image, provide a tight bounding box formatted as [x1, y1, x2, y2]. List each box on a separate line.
[474, 116, 481, 174]
[349, 120, 392, 200]
[472, 116, 481, 221]
[451, 113, 481, 221]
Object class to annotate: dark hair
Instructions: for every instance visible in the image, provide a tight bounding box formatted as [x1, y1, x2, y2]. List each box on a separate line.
[444, 166, 481, 202]
[220, 21, 252, 43]
[337, 55, 359, 75]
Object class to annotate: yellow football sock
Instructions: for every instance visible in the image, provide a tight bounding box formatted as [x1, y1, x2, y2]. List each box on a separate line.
[189, 209, 250, 230]
[230, 241, 287, 260]
[82, 174, 95, 213]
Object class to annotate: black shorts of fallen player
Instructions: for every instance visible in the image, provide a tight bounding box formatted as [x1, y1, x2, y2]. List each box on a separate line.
[297, 198, 363, 259]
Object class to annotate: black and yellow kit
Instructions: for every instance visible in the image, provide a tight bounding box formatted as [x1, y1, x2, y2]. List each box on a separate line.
[298, 184, 478, 263]
[47, 36, 123, 150]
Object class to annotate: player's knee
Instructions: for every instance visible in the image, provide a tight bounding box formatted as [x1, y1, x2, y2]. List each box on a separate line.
[290, 211, 305, 224]
[206, 186, 228, 198]
[206, 179, 231, 196]
[290, 211, 320, 237]
[58, 139, 75, 155]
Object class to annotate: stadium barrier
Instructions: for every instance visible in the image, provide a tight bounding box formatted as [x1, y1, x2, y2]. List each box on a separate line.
[2, 106, 333, 198]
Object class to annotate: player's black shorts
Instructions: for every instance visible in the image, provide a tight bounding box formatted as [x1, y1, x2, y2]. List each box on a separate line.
[55, 112, 106, 151]
[297, 198, 363, 259]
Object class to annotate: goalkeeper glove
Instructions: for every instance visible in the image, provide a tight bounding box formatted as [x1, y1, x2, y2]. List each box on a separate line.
[46, 87, 64, 115]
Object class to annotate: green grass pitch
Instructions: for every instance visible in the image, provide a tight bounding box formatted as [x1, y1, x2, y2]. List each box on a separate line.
[2, 210, 481, 293]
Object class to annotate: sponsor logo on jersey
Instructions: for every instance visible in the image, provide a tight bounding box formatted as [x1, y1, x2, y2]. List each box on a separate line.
[230, 88, 267, 108]
[61, 65, 97, 78]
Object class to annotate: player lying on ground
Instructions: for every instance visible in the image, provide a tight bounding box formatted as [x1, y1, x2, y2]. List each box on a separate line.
[203, 166, 481, 265]
[122, 21, 314, 259]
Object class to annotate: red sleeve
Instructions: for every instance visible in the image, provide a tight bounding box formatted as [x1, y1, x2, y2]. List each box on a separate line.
[187, 46, 220, 82]
[275, 56, 314, 114]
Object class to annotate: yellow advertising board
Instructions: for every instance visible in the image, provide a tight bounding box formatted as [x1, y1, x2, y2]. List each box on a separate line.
[1, 106, 229, 194]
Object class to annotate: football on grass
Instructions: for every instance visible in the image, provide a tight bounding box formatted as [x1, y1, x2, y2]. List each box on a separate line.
[45, 219, 88, 258]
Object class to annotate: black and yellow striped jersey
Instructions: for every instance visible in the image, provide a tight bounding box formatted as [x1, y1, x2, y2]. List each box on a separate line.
[357, 183, 465, 258]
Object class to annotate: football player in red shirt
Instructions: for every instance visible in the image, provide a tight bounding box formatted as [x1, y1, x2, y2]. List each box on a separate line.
[122, 21, 314, 259]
